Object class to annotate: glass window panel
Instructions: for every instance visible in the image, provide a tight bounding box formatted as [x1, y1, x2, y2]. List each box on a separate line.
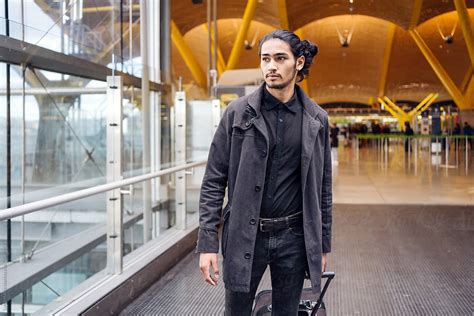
[0, 62, 6, 206]
[0, 0, 5, 35]
[10, 241, 106, 312]
[5, 1, 126, 68]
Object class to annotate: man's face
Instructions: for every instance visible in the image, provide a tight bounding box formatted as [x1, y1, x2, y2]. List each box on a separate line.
[260, 38, 304, 90]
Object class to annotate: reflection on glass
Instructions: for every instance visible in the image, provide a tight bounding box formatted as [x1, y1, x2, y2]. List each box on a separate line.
[3, 0, 151, 73]
[10, 241, 106, 314]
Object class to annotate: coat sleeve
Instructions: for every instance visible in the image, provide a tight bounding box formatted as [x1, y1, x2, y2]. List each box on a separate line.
[196, 107, 231, 253]
[321, 114, 333, 253]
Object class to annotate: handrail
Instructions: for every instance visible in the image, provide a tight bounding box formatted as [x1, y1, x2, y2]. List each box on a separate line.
[0, 160, 207, 222]
[355, 133, 474, 139]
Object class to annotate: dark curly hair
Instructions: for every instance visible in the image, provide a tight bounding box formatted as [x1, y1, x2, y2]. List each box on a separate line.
[258, 29, 318, 82]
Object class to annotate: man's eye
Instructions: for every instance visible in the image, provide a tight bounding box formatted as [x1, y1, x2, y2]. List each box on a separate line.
[262, 57, 269, 62]
[278, 57, 286, 61]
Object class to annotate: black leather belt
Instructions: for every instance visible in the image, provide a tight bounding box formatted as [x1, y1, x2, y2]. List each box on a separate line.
[259, 211, 303, 233]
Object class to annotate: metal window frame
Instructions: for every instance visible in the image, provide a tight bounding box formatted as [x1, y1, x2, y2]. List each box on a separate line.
[0, 35, 169, 93]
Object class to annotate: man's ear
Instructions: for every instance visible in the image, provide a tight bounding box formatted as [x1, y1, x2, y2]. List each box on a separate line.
[296, 56, 305, 71]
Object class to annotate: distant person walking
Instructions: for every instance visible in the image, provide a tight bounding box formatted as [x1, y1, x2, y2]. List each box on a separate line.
[330, 123, 339, 165]
[464, 122, 472, 149]
[404, 121, 414, 152]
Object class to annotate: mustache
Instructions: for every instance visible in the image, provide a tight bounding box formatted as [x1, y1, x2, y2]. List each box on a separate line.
[266, 73, 281, 78]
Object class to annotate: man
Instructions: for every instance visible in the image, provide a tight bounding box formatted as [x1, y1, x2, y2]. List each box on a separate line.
[197, 30, 332, 315]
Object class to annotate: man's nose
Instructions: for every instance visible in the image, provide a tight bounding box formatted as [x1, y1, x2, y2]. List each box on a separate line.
[268, 60, 277, 70]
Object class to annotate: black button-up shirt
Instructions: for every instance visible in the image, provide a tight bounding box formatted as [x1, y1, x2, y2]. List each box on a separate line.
[260, 86, 303, 218]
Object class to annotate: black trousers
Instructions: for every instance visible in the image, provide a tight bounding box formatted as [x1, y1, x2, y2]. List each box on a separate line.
[225, 227, 308, 316]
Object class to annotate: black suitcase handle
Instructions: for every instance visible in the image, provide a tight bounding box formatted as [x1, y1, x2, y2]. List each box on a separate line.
[311, 272, 335, 316]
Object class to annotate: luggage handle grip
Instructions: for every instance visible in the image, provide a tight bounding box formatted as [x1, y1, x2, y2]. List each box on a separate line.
[311, 271, 335, 316]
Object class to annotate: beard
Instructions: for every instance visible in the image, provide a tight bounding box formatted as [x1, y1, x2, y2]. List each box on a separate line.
[265, 67, 298, 90]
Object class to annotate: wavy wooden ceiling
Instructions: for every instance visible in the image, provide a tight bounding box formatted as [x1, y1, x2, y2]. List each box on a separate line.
[38, 0, 473, 105]
[171, 0, 474, 105]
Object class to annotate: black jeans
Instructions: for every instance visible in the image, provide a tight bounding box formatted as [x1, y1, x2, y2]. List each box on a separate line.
[225, 226, 308, 316]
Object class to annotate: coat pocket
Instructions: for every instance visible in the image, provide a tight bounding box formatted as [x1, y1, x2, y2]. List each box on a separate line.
[221, 204, 231, 257]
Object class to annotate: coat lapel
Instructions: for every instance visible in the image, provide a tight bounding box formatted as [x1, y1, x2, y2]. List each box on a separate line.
[298, 87, 323, 193]
[247, 84, 269, 147]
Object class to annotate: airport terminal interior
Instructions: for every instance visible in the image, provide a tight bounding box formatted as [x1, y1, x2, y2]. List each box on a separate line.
[0, 0, 473, 315]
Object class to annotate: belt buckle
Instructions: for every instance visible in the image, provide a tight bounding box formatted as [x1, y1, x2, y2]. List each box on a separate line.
[259, 219, 271, 232]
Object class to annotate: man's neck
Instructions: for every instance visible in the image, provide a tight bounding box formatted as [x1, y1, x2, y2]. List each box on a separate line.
[265, 84, 295, 103]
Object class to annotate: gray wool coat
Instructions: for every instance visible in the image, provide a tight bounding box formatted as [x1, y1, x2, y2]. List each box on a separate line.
[197, 83, 332, 294]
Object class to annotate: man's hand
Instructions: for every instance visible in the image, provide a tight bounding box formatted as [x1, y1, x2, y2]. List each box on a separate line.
[322, 253, 328, 272]
[199, 253, 219, 286]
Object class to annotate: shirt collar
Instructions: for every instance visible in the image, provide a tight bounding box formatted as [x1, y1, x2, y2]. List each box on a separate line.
[262, 86, 298, 114]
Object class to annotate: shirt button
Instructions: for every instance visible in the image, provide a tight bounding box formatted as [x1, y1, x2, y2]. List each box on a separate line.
[279, 118, 283, 122]
[255, 185, 261, 192]
[244, 253, 251, 259]
[249, 218, 256, 225]
[245, 120, 251, 127]
[261, 150, 267, 157]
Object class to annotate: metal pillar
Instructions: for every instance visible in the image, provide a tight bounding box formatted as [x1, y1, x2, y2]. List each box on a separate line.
[212, 99, 221, 135]
[226, 0, 258, 70]
[174, 89, 187, 230]
[106, 76, 123, 274]
[454, 0, 474, 68]
[160, 0, 171, 85]
[409, 29, 467, 110]
[466, 136, 469, 174]
[171, 20, 207, 89]
[140, 0, 152, 242]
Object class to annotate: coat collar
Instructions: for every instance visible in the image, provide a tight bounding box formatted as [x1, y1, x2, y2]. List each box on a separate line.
[247, 83, 322, 123]
[246, 83, 324, 174]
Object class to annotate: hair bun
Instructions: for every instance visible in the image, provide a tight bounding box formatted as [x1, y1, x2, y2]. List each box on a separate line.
[302, 40, 319, 57]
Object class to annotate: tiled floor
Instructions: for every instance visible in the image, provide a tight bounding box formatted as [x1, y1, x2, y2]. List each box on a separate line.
[333, 141, 473, 205]
[121, 143, 473, 315]
[122, 204, 474, 315]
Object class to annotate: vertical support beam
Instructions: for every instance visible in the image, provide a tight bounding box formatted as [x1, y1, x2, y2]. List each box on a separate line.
[171, 20, 207, 88]
[204, 24, 226, 75]
[150, 0, 161, 236]
[378, 97, 405, 130]
[174, 91, 187, 230]
[378, 23, 396, 97]
[408, 0, 423, 30]
[383, 96, 408, 119]
[226, 0, 258, 70]
[378, 98, 400, 119]
[140, 0, 152, 242]
[454, 0, 474, 68]
[295, 28, 310, 96]
[278, 0, 289, 30]
[408, 93, 435, 116]
[417, 93, 439, 114]
[465, 73, 474, 108]
[160, 0, 171, 85]
[461, 66, 472, 93]
[106, 76, 123, 274]
[211, 99, 221, 135]
[409, 29, 467, 110]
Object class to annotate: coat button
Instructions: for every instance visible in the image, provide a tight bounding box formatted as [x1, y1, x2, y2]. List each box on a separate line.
[249, 218, 256, 225]
[261, 150, 267, 157]
[244, 253, 251, 259]
[245, 120, 251, 127]
[255, 185, 261, 192]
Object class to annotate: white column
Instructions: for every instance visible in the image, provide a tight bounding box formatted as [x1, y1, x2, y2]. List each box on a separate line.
[174, 91, 186, 229]
[140, 0, 152, 242]
[106, 76, 123, 274]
